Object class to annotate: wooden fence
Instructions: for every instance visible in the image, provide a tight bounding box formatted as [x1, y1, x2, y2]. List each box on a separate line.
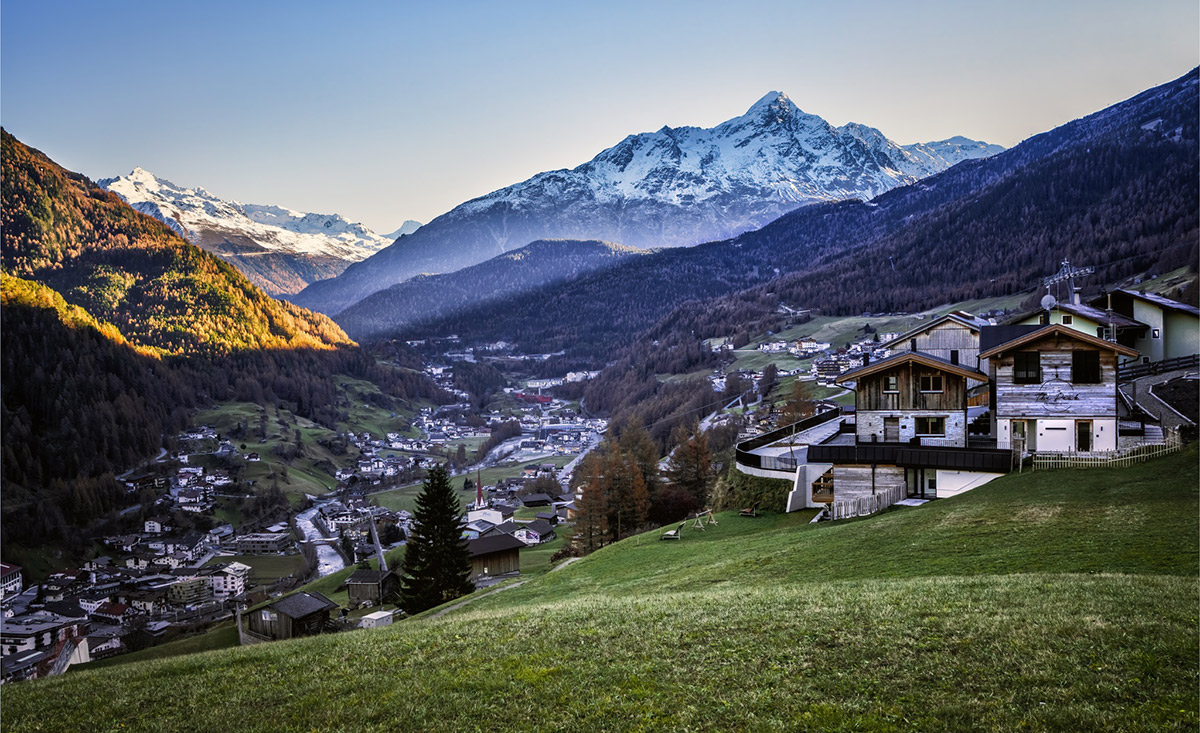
[1031, 431, 1183, 470]
[1118, 354, 1199, 381]
[829, 484, 906, 521]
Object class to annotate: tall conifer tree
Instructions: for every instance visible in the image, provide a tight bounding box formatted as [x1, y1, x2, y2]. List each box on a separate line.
[399, 463, 473, 614]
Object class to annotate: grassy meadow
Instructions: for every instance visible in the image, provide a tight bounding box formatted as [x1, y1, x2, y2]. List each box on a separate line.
[5, 446, 1196, 732]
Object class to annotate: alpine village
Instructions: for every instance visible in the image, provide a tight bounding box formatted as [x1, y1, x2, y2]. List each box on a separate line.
[1, 25, 1197, 732]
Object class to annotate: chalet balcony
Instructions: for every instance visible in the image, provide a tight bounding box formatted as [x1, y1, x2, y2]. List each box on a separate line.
[734, 408, 843, 479]
[807, 440, 1015, 473]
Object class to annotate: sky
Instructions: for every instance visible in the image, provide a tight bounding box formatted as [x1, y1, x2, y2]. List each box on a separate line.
[2, 1, 1197, 232]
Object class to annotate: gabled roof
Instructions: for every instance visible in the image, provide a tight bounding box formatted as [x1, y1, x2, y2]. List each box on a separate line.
[1110, 288, 1200, 317]
[467, 534, 526, 557]
[835, 351, 988, 385]
[1005, 302, 1145, 329]
[270, 590, 339, 619]
[490, 520, 520, 535]
[881, 312, 991, 349]
[347, 569, 389, 585]
[979, 324, 1140, 359]
[524, 519, 555, 536]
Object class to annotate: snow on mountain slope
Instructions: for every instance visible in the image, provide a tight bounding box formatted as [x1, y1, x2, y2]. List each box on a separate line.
[294, 92, 1003, 314]
[99, 168, 414, 262]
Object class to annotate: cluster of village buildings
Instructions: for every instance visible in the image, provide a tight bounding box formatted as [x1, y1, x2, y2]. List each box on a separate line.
[736, 286, 1198, 516]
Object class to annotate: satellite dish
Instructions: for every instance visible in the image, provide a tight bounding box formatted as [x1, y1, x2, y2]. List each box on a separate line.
[1040, 294, 1058, 310]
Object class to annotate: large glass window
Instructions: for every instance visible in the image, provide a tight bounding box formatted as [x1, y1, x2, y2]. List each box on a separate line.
[1013, 351, 1041, 384]
[1071, 350, 1101, 384]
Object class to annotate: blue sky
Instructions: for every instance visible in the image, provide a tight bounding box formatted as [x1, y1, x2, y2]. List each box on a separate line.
[3, 1, 1197, 231]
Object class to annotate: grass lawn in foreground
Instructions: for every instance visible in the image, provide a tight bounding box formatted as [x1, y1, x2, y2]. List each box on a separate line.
[6, 446, 1196, 732]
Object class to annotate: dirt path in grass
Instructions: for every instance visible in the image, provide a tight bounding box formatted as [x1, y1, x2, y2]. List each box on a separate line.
[431, 580, 527, 618]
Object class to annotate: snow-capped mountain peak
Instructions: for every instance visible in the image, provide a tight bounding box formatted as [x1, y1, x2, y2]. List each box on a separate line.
[293, 90, 1004, 314]
[98, 169, 416, 262]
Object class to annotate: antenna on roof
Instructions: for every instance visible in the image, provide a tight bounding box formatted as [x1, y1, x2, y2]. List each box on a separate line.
[1043, 260, 1093, 305]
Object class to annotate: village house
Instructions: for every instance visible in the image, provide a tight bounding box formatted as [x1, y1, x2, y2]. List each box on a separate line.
[346, 569, 398, 606]
[881, 311, 994, 369]
[167, 576, 212, 607]
[837, 351, 988, 447]
[244, 591, 338, 642]
[466, 535, 524, 583]
[1088, 288, 1200, 365]
[205, 562, 250, 599]
[0, 564, 23, 601]
[236, 533, 291, 554]
[980, 324, 1138, 453]
[512, 519, 556, 546]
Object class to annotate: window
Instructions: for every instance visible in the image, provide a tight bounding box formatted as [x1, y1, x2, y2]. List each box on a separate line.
[1013, 352, 1041, 384]
[1152, 328, 1161, 339]
[1061, 315, 1073, 325]
[915, 417, 945, 436]
[883, 375, 898, 393]
[919, 375, 943, 393]
[949, 349, 959, 365]
[910, 339, 917, 352]
[1071, 350, 1101, 384]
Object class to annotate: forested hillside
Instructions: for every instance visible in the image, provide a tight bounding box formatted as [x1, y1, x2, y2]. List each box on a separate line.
[334, 239, 649, 341]
[0, 131, 446, 559]
[1, 130, 351, 356]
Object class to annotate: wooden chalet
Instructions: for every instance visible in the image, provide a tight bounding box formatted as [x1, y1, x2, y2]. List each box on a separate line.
[881, 311, 993, 368]
[836, 351, 988, 448]
[980, 324, 1138, 453]
[346, 569, 398, 606]
[245, 591, 338, 642]
[466, 534, 524, 583]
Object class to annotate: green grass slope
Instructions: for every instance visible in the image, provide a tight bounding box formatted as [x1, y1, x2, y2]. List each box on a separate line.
[5, 447, 1197, 732]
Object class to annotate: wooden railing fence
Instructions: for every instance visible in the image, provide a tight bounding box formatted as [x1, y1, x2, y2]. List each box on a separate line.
[828, 484, 905, 521]
[1031, 431, 1183, 470]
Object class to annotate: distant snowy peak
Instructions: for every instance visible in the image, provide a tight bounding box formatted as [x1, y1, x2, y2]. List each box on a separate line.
[457, 90, 1003, 218]
[292, 90, 1004, 313]
[98, 169, 414, 261]
[382, 221, 423, 240]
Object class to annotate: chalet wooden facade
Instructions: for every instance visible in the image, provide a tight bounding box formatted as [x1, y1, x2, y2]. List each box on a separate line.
[980, 324, 1138, 453]
[836, 352, 987, 448]
[467, 535, 524, 582]
[346, 569, 398, 606]
[881, 312, 992, 369]
[245, 591, 338, 642]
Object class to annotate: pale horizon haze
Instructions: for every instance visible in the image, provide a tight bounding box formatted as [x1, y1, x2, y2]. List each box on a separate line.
[2, 0, 1197, 233]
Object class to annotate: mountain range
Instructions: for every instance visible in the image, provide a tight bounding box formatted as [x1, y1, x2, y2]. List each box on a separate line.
[395, 69, 1199, 376]
[98, 167, 420, 295]
[293, 92, 1003, 314]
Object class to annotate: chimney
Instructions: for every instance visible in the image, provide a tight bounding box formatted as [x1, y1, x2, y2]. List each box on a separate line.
[1072, 286, 1082, 305]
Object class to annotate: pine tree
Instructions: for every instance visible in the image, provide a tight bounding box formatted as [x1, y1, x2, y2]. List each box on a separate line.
[399, 463, 473, 614]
